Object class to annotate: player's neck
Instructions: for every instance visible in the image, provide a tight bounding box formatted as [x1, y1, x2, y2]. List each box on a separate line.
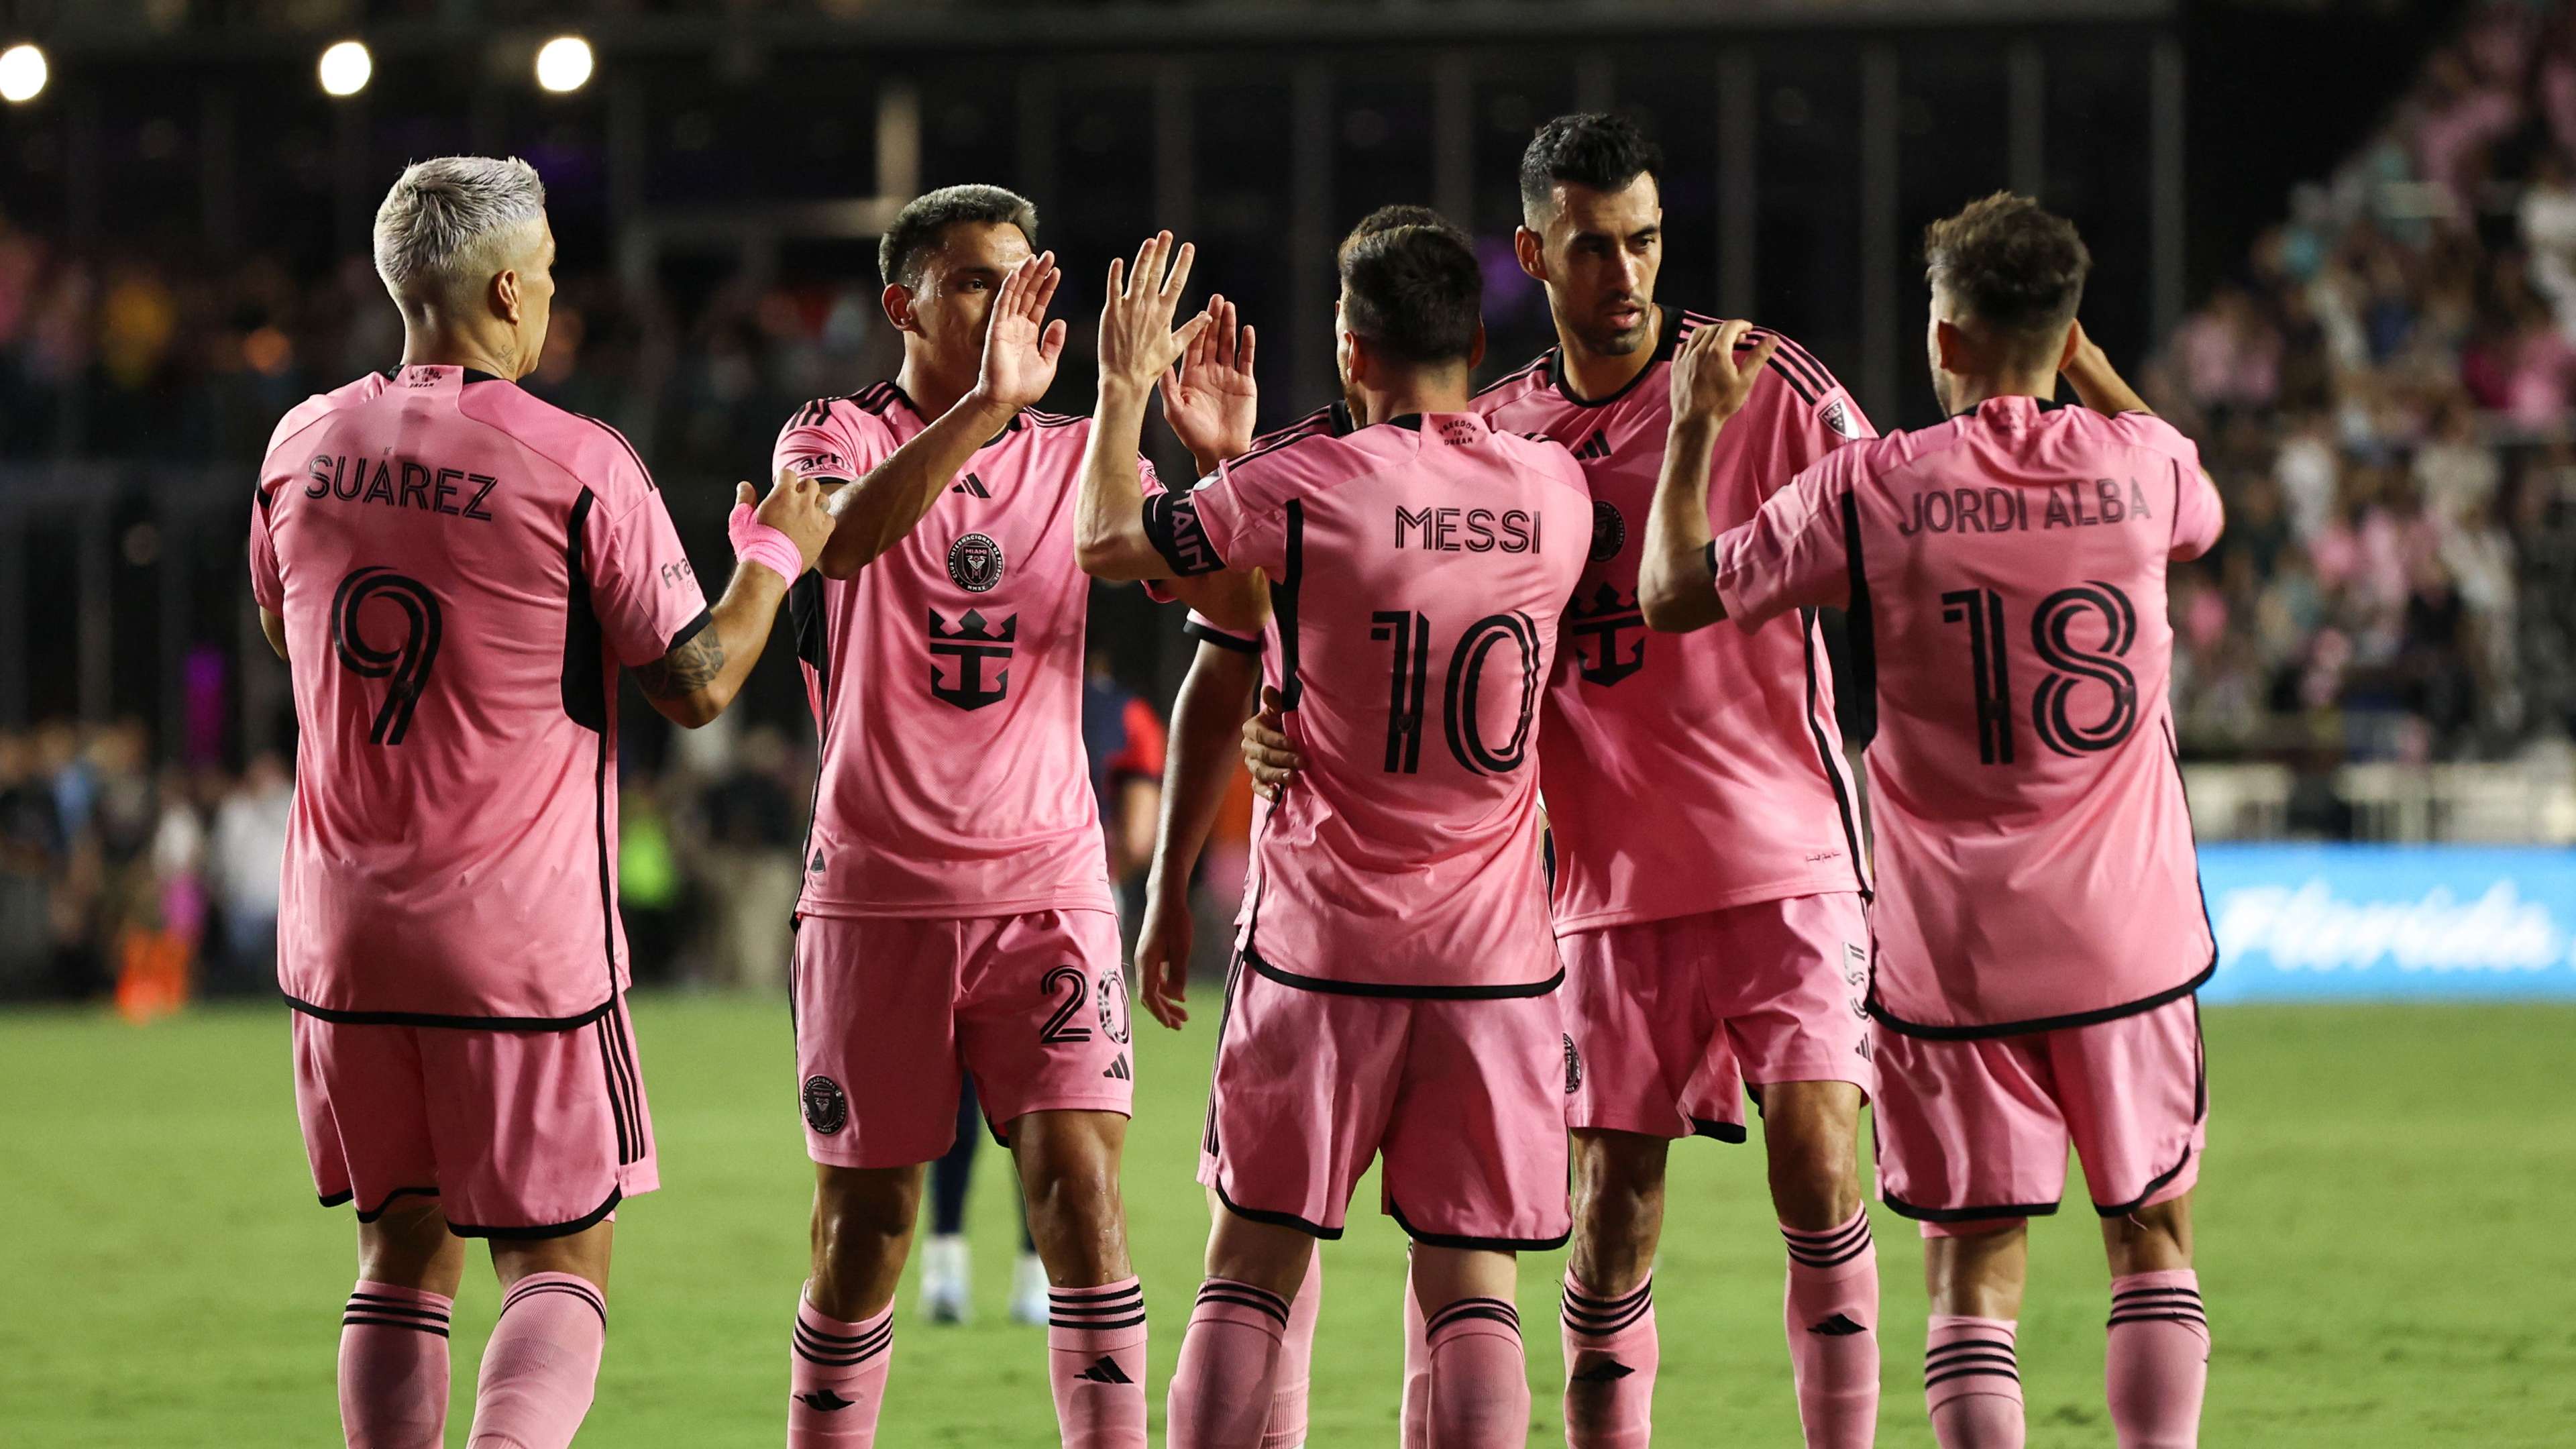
[1350, 376, 1471, 426]
[1943, 370, 2059, 416]
[1554, 306, 1660, 402]
[398, 328, 520, 382]
[896, 354, 981, 421]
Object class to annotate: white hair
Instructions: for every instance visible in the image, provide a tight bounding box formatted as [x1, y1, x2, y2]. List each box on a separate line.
[372, 156, 548, 299]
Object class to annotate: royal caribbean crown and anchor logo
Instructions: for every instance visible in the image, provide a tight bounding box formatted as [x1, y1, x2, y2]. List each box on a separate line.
[1566, 580, 1646, 686]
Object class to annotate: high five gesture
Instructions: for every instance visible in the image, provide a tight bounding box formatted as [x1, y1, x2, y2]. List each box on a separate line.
[1161, 292, 1258, 474]
[972, 250, 1068, 413]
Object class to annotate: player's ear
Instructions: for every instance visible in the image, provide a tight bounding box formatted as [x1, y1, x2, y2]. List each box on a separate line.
[1513, 227, 1547, 284]
[492, 268, 522, 326]
[2055, 320, 2081, 374]
[1931, 318, 1972, 378]
[882, 282, 921, 338]
[1468, 320, 1487, 371]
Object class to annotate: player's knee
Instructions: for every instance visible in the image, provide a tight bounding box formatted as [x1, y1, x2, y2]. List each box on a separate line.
[1758, 1085, 1865, 1227]
[811, 1169, 920, 1265]
[2102, 1193, 2192, 1275]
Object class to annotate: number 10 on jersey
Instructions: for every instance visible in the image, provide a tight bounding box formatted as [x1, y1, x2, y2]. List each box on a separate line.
[1370, 609, 1544, 776]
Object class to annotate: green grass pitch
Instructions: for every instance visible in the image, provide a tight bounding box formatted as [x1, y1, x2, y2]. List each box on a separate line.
[4, 998, 2570, 1445]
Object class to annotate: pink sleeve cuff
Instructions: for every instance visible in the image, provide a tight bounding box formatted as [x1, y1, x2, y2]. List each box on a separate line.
[729, 503, 808, 586]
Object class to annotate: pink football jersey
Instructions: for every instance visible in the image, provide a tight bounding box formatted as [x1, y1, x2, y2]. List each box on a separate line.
[771, 382, 1150, 918]
[1149, 409, 1593, 992]
[250, 364, 709, 1024]
[1711, 395, 2224, 1034]
[1477, 307, 1876, 933]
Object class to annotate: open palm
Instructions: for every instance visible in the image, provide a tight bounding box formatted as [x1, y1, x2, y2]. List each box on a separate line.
[975, 251, 1067, 413]
[1161, 292, 1258, 468]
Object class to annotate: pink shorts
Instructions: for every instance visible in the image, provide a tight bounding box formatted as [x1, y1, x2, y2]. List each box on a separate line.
[1197, 959, 1572, 1250]
[792, 908, 1132, 1169]
[1557, 892, 1875, 1143]
[1874, 994, 2206, 1236]
[292, 998, 655, 1238]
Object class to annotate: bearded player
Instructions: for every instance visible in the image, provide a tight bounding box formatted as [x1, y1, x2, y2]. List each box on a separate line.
[1642, 193, 2220, 1449]
[255, 156, 831, 1449]
[1246, 115, 1885, 1447]
[1076, 221, 1590, 1449]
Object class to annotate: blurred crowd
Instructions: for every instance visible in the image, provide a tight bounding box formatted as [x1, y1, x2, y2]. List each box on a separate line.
[0, 230, 896, 486]
[0, 714, 828, 1007]
[2145, 0, 2576, 763]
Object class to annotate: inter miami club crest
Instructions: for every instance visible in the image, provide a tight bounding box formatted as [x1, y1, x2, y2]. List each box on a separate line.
[801, 1075, 849, 1136]
[947, 531, 1004, 592]
[1821, 398, 1862, 440]
[1589, 500, 1626, 562]
[1563, 1034, 1583, 1095]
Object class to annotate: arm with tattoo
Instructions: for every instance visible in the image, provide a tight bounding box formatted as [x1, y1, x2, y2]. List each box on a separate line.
[637, 473, 833, 728]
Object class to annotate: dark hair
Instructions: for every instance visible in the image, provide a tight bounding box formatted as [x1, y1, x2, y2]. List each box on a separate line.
[1336, 208, 1482, 366]
[1923, 192, 2091, 341]
[878, 184, 1038, 290]
[1519, 113, 1663, 221]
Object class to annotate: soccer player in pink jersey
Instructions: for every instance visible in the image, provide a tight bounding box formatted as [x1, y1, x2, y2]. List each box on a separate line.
[762, 186, 1224, 1449]
[252, 157, 833, 1449]
[1246, 116, 1886, 1446]
[1640, 194, 2222, 1449]
[1073, 220, 1592, 1449]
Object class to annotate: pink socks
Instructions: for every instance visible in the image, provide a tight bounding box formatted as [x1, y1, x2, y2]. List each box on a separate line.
[788, 1295, 894, 1446]
[1046, 1278, 1150, 1448]
[466, 1273, 606, 1449]
[1421, 1295, 1530, 1449]
[1782, 1210, 1882, 1447]
[1925, 1315, 2023, 1449]
[339, 1281, 453, 1449]
[2105, 1271, 2208, 1448]
[1265, 1253, 1321, 1449]
[1560, 1271, 1656, 1448]
[1399, 1271, 1430, 1449]
[1169, 1279, 1290, 1449]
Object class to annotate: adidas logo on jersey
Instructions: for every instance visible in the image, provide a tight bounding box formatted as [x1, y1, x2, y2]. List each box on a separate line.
[1075, 1356, 1134, 1385]
[950, 472, 992, 498]
[1102, 1055, 1132, 1081]
[1574, 429, 1613, 461]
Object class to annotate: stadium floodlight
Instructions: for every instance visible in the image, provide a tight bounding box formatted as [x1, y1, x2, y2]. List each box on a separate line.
[535, 36, 594, 94]
[0, 43, 46, 105]
[318, 41, 372, 99]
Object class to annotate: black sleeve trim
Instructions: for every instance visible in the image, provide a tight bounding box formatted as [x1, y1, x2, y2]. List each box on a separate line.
[1880, 1187, 2063, 1224]
[1183, 619, 1263, 655]
[1212, 1178, 1345, 1240]
[283, 991, 618, 1032]
[1387, 1198, 1571, 1253]
[1244, 944, 1562, 1000]
[447, 1186, 624, 1240]
[664, 608, 714, 655]
[1141, 491, 1226, 577]
[1866, 964, 2212, 1040]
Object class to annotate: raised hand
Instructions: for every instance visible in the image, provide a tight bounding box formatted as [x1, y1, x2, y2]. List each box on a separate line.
[747, 467, 834, 571]
[1161, 292, 1258, 468]
[1098, 231, 1211, 397]
[1134, 891, 1193, 1030]
[1669, 317, 1777, 427]
[973, 251, 1068, 413]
